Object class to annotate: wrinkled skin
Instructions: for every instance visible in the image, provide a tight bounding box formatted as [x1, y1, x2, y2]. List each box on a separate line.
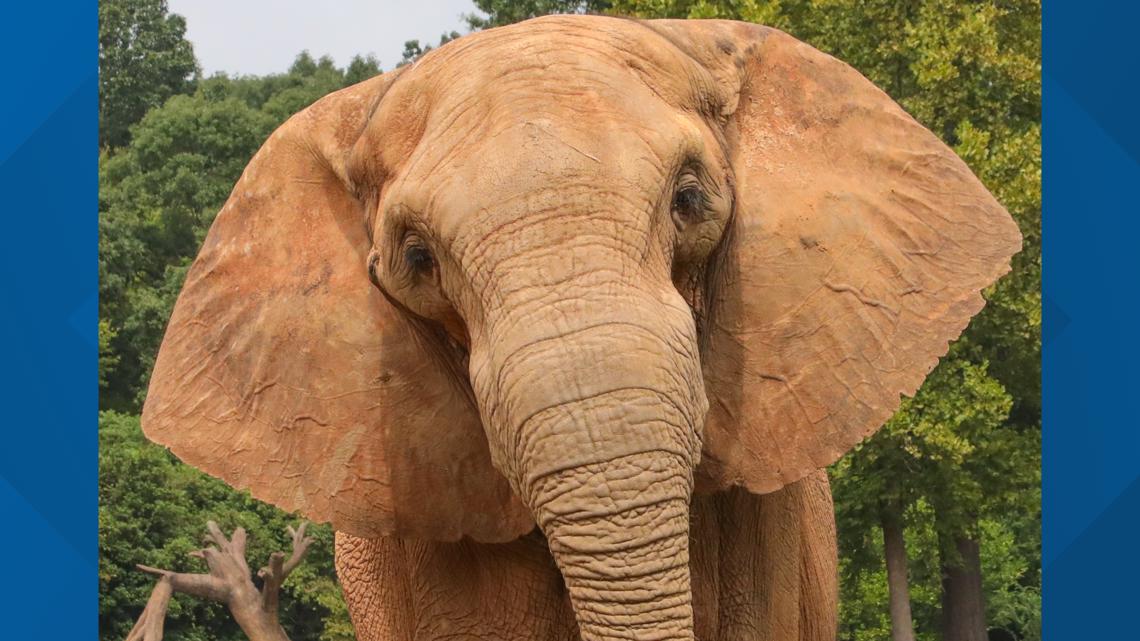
[361, 21, 724, 639]
[337, 475, 837, 641]
[141, 15, 1021, 641]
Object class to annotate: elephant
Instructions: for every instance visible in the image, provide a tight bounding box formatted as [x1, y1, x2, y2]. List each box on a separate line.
[140, 14, 1021, 641]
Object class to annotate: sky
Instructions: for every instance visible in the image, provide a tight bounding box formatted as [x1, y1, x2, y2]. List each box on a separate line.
[167, 0, 480, 76]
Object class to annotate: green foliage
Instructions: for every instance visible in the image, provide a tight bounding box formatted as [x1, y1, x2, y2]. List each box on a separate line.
[957, 120, 1042, 426]
[607, 0, 783, 23]
[260, 52, 357, 122]
[398, 31, 463, 66]
[345, 54, 384, 85]
[99, 412, 349, 641]
[466, 0, 613, 29]
[979, 519, 1041, 641]
[98, 319, 119, 389]
[99, 0, 198, 148]
[837, 504, 1039, 641]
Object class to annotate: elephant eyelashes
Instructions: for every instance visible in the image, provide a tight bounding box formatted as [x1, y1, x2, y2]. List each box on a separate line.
[672, 185, 705, 229]
[404, 244, 434, 276]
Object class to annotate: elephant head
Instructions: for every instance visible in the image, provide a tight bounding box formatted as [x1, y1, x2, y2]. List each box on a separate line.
[141, 16, 1020, 641]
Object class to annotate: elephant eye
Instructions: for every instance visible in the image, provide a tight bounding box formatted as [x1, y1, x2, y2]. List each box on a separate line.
[672, 185, 705, 228]
[404, 243, 434, 276]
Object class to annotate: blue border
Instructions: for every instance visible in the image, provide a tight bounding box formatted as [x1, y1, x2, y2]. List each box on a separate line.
[1043, 1, 1140, 637]
[0, 0, 97, 635]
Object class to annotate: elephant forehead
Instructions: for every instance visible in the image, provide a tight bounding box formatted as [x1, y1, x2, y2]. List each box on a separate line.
[403, 64, 682, 177]
[429, 119, 671, 213]
[385, 108, 696, 260]
[354, 16, 724, 228]
[411, 15, 699, 94]
[379, 15, 718, 147]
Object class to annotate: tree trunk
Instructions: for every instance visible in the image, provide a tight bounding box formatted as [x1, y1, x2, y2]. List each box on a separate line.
[126, 521, 313, 641]
[881, 506, 916, 641]
[941, 534, 988, 641]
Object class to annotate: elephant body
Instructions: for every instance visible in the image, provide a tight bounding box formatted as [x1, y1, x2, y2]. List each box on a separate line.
[140, 15, 1020, 641]
[336, 473, 837, 641]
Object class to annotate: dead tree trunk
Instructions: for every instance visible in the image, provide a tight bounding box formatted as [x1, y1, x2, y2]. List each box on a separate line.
[881, 505, 916, 641]
[941, 533, 988, 641]
[126, 521, 313, 641]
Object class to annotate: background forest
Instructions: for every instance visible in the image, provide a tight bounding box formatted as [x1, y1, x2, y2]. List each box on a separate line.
[98, 1, 1041, 640]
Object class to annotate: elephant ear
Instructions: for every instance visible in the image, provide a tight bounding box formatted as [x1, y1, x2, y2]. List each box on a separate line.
[141, 72, 533, 542]
[646, 21, 1022, 494]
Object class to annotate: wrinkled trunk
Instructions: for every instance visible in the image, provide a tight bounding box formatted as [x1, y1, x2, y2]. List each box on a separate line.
[881, 506, 916, 641]
[941, 534, 988, 641]
[468, 258, 706, 640]
[533, 448, 695, 641]
[479, 342, 702, 640]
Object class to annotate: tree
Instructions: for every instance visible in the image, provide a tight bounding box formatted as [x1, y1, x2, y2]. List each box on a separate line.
[344, 55, 382, 85]
[466, 0, 612, 29]
[262, 54, 352, 122]
[398, 31, 462, 66]
[127, 521, 315, 641]
[99, 0, 198, 148]
[100, 412, 353, 641]
[831, 355, 1022, 639]
[881, 504, 917, 641]
[98, 319, 120, 390]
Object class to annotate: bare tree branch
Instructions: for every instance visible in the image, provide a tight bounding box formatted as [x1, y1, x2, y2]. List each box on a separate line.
[137, 563, 228, 601]
[283, 522, 315, 576]
[125, 575, 173, 641]
[258, 521, 315, 614]
[125, 521, 314, 641]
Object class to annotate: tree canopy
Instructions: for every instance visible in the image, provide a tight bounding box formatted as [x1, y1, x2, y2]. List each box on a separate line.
[99, 0, 198, 148]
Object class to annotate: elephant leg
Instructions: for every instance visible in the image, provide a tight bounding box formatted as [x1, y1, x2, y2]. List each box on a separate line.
[335, 530, 580, 641]
[788, 471, 839, 641]
[691, 470, 838, 641]
[335, 533, 414, 641]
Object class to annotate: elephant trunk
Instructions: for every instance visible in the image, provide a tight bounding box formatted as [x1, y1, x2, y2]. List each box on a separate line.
[534, 445, 696, 641]
[469, 287, 707, 640]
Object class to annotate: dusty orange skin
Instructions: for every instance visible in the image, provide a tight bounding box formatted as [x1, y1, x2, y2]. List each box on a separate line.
[142, 15, 1020, 641]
